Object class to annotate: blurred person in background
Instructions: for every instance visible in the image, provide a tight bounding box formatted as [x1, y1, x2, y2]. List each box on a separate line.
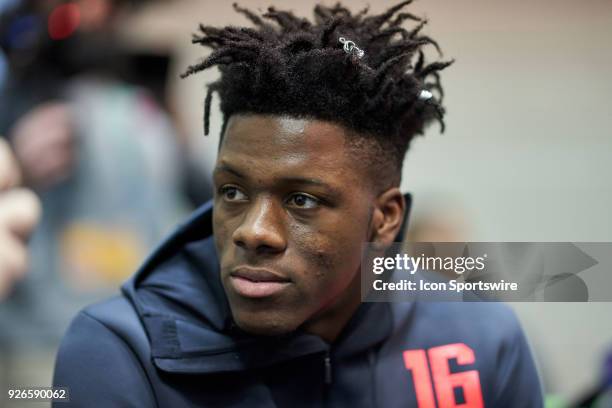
[0, 137, 41, 395]
[0, 138, 41, 300]
[571, 348, 612, 407]
[0, 0, 196, 389]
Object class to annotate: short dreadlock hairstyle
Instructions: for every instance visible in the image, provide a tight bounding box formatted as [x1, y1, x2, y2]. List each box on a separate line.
[182, 1, 453, 182]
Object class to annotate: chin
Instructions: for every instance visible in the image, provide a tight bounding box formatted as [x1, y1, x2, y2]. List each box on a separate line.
[232, 309, 300, 337]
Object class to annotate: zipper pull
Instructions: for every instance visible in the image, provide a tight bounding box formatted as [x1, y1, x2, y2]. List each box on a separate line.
[324, 354, 333, 385]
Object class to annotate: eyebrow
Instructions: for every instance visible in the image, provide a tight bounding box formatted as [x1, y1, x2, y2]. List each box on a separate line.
[213, 164, 245, 179]
[213, 164, 340, 194]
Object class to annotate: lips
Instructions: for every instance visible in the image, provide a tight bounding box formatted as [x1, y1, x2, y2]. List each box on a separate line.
[229, 267, 291, 298]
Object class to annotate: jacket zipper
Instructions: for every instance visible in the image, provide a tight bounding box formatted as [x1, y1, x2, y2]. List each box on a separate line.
[323, 350, 332, 407]
[324, 352, 332, 385]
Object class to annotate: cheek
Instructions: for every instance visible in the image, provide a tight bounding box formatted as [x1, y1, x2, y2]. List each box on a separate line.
[297, 239, 362, 310]
[290, 216, 367, 290]
[213, 210, 233, 260]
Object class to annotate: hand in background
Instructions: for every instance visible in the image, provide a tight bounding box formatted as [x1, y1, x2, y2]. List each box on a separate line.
[0, 138, 41, 299]
[11, 102, 77, 190]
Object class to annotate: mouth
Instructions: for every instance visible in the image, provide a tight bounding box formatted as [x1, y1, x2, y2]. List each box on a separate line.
[229, 267, 292, 298]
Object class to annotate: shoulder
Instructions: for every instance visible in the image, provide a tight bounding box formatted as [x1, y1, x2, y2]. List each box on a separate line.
[53, 296, 156, 407]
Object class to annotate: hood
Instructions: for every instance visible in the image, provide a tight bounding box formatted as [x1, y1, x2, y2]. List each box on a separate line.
[121, 199, 401, 375]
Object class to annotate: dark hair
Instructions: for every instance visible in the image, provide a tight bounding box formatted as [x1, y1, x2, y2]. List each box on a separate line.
[182, 1, 453, 180]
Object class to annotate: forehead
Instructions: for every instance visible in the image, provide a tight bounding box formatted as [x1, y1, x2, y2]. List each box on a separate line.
[217, 114, 364, 182]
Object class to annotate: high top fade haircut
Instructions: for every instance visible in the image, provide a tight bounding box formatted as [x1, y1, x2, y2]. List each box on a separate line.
[182, 1, 453, 186]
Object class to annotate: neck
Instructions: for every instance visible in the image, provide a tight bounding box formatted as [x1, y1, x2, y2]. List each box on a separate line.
[301, 271, 362, 343]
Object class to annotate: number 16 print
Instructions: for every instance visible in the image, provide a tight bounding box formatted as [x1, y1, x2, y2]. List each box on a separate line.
[403, 343, 484, 408]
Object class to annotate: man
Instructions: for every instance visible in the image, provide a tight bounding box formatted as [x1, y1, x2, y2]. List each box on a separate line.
[54, 2, 543, 406]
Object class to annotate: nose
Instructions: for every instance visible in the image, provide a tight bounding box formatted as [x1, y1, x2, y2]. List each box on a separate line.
[232, 198, 287, 254]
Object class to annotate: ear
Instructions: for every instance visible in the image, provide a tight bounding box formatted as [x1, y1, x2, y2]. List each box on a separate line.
[369, 187, 405, 248]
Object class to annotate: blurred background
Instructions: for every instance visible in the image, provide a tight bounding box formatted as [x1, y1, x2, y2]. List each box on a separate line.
[0, 0, 611, 406]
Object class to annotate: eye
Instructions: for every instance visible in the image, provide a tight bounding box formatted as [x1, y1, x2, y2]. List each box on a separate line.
[220, 185, 248, 202]
[286, 193, 320, 209]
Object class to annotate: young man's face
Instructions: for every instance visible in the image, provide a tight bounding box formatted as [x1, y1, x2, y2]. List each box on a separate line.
[212, 114, 384, 338]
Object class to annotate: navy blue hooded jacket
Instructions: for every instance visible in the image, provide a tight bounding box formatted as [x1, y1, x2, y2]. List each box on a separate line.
[53, 201, 543, 407]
